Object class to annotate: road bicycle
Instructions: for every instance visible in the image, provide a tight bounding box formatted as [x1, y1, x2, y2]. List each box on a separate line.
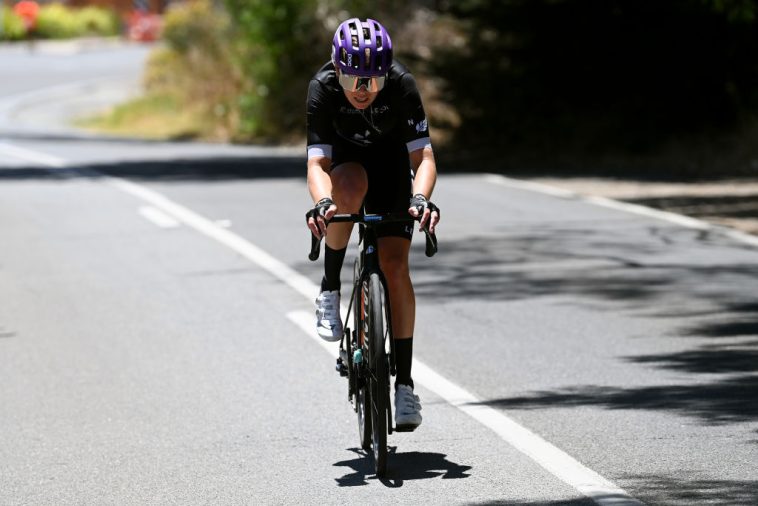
[309, 211, 437, 476]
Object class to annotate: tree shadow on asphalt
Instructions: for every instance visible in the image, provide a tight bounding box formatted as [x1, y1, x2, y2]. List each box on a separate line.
[333, 447, 471, 487]
[472, 475, 758, 505]
[623, 474, 758, 505]
[397, 229, 758, 426]
[627, 194, 758, 221]
[470, 499, 596, 506]
[0, 156, 305, 181]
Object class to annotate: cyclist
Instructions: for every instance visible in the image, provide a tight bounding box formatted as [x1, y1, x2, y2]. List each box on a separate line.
[305, 18, 440, 431]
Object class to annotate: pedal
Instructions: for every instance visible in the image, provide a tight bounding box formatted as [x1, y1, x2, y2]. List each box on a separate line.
[335, 357, 348, 377]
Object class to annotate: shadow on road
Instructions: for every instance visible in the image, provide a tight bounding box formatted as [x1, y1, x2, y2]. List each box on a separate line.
[333, 447, 471, 487]
[628, 194, 758, 221]
[0, 156, 305, 181]
[470, 475, 758, 505]
[476, 375, 758, 425]
[624, 474, 758, 505]
[400, 229, 758, 426]
[471, 499, 596, 506]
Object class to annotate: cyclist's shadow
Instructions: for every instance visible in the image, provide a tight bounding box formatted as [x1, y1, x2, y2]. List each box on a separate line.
[334, 447, 472, 487]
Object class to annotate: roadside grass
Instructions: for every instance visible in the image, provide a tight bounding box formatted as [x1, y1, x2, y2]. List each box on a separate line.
[76, 94, 205, 140]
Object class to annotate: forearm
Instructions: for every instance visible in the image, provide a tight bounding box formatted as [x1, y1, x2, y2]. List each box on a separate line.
[411, 146, 437, 198]
[307, 156, 333, 203]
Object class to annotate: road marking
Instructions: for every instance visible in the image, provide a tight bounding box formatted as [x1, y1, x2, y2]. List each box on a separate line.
[107, 178, 318, 302]
[0, 142, 650, 504]
[138, 206, 181, 228]
[286, 310, 642, 505]
[485, 173, 758, 248]
[112, 177, 643, 504]
[0, 141, 67, 168]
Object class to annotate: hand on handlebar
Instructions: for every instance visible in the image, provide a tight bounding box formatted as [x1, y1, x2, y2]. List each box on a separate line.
[306, 198, 337, 239]
[408, 194, 440, 234]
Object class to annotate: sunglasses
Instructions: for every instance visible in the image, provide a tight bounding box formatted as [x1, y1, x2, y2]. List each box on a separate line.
[337, 72, 387, 92]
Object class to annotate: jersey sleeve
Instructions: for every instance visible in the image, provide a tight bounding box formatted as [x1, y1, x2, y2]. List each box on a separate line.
[397, 72, 432, 153]
[306, 79, 334, 159]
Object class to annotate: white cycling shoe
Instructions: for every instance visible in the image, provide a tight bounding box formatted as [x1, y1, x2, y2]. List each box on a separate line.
[315, 290, 343, 342]
[394, 384, 422, 431]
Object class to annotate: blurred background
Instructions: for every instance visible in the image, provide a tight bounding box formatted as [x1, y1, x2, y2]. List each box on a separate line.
[4, 0, 758, 180]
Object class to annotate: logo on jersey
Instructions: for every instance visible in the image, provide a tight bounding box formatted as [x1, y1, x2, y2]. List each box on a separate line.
[415, 118, 428, 133]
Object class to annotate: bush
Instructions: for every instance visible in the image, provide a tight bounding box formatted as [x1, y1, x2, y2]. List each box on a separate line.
[1, 7, 27, 40]
[142, 0, 243, 140]
[35, 3, 79, 38]
[75, 6, 120, 37]
[223, 0, 416, 140]
[35, 3, 119, 39]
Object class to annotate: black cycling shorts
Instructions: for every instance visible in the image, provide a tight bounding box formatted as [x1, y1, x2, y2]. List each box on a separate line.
[331, 138, 414, 240]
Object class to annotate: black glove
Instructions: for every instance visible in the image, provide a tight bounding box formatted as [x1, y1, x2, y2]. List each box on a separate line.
[305, 197, 335, 222]
[409, 194, 440, 217]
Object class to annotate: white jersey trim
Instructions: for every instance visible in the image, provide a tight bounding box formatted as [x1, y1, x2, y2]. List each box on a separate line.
[406, 137, 432, 153]
[307, 144, 332, 159]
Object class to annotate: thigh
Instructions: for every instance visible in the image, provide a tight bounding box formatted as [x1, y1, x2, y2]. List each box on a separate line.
[330, 162, 368, 196]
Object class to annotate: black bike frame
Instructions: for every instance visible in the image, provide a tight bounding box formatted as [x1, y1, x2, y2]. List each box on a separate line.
[308, 210, 437, 472]
[353, 222, 396, 376]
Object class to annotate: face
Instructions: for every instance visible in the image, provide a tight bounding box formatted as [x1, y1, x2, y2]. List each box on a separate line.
[336, 69, 379, 110]
[344, 88, 379, 109]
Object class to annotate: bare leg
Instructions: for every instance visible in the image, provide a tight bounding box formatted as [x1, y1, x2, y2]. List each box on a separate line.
[325, 162, 367, 250]
[377, 236, 414, 339]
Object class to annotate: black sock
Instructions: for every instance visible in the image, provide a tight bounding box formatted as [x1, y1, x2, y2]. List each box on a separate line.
[394, 337, 414, 389]
[321, 245, 347, 292]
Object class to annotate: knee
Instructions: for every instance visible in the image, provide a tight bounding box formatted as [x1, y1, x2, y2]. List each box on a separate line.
[331, 163, 367, 211]
[380, 253, 410, 286]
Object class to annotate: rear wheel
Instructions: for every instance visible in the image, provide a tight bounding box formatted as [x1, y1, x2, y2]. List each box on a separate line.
[368, 273, 388, 476]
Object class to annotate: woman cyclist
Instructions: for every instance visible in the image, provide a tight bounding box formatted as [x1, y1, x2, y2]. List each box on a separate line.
[305, 18, 440, 431]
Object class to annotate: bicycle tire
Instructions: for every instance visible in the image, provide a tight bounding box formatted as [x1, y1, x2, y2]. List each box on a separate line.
[368, 273, 388, 476]
[355, 261, 372, 450]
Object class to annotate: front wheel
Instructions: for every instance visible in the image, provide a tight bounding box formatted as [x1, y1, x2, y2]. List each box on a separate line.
[368, 273, 388, 476]
[355, 262, 372, 451]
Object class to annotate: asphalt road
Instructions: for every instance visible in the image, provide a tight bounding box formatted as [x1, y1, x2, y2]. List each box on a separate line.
[1, 42, 757, 505]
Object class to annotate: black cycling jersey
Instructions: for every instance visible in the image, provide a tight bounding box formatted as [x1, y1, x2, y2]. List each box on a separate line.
[306, 60, 432, 159]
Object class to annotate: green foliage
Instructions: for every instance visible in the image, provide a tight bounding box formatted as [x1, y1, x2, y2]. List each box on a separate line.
[162, 0, 230, 55]
[704, 0, 757, 22]
[74, 6, 120, 36]
[223, 0, 415, 140]
[35, 4, 119, 39]
[142, 0, 242, 140]
[36, 4, 79, 39]
[1, 7, 27, 40]
[223, 0, 319, 139]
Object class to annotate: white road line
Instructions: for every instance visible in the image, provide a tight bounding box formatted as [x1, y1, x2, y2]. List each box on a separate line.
[583, 195, 711, 230]
[3, 142, 647, 504]
[107, 177, 318, 302]
[484, 174, 758, 247]
[138, 205, 181, 228]
[286, 310, 642, 505]
[0, 141, 67, 168]
[110, 176, 643, 505]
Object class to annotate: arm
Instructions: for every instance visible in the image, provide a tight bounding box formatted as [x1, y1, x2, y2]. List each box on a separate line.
[410, 145, 437, 199]
[306, 155, 337, 238]
[408, 146, 440, 233]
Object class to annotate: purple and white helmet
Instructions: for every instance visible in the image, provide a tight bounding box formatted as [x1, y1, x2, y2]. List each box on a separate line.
[332, 18, 393, 77]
